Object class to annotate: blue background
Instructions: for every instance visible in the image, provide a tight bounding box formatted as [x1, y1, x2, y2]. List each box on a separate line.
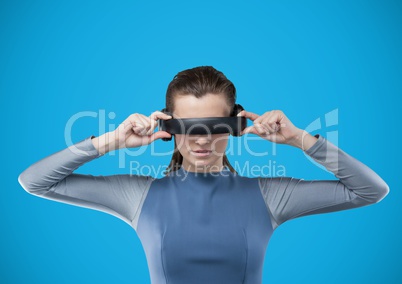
[2, 0, 401, 283]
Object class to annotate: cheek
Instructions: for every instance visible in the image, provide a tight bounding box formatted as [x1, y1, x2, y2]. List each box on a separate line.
[175, 135, 191, 151]
[175, 135, 188, 143]
[212, 135, 229, 150]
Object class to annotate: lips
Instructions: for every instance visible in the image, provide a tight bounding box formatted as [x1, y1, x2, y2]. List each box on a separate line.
[193, 150, 212, 153]
[191, 149, 212, 157]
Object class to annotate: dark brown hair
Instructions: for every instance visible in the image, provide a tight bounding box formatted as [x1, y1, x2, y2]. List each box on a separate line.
[163, 66, 238, 176]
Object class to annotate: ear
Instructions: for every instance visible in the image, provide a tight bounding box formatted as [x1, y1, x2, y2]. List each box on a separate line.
[160, 107, 174, 141]
[161, 107, 174, 117]
[231, 104, 244, 116]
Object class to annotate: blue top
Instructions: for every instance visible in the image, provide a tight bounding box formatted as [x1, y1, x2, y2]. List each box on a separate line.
[18, 134, 389, 284]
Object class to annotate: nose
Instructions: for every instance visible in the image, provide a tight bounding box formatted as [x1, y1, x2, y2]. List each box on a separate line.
[194, 136, 211, 145]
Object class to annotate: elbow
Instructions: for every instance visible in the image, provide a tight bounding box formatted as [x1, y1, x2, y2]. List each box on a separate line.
[373, 182, 390, 203]
[18, 171, 48, 195]
[18, 171, 34, 194]
[367, 180, 390, 204]
[352, 179, 390, 205]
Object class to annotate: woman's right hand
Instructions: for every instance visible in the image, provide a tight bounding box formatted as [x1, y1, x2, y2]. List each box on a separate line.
[92, 111, 172, 154]
[114, 111, 173, 149]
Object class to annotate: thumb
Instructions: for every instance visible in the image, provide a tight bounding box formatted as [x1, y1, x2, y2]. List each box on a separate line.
[241, 125, 258, 135]
[237, 110, 244, 116]
[149, 131, 172, 142]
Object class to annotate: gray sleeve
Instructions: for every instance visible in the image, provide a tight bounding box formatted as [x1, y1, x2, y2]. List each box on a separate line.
[258, 134, 390, 231]
[17, 135, 154, 229]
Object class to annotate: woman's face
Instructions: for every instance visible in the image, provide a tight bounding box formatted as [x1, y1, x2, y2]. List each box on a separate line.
[173, 93, 231, 173]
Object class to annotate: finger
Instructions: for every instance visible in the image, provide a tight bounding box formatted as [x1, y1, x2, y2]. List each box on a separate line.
[135, 126, 149, 136]
[148, 131, 172, 143]
[150, 111, 172, 121]
[148, 111, 173, 135]
[260, 121, 277, 133]
[254, 123, 270, 135]
[267, 111, 287, 128]
[132, 114, 149, 131]
[119, 120, 134, 132]
[132, 122, 148, 135]
[241, 125, 257, 135]
[126, 115, 148, 136]
[138, 114, 156, 136]
[270, 121, 286, 132]
[237, 110, 259, 121]
[261, 113, 284, 132]
[255, 111, 275, 124]
[120, 119, 141, 136]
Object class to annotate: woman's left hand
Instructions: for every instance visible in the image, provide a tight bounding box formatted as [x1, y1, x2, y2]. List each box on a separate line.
[237, 110, 302, 145]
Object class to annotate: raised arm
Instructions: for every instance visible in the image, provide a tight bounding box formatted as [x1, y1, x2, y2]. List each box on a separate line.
[17, 135, 154, 228]
[18, 111, 174, 229]
[258, 134, 390, 231]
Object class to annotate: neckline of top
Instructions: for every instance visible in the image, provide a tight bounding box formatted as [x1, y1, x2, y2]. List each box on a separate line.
[172, 166, 235, 178]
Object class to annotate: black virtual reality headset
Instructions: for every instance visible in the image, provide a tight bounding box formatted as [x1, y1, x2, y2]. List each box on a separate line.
[158, 104, 247, 141]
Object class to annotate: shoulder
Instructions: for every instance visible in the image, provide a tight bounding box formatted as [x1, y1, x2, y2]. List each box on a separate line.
[100, 173, 156, 192]
[257, 176, 297, 191]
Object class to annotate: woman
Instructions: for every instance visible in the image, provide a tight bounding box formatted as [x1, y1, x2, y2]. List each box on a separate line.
[18, 66, 389, 284]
